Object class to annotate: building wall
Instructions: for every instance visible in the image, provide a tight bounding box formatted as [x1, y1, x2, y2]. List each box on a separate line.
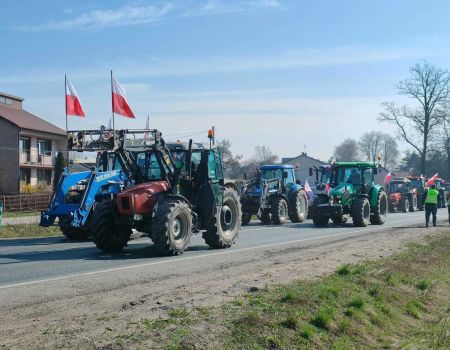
[282, 154, 327, 187]
[0, 117, 20, 194]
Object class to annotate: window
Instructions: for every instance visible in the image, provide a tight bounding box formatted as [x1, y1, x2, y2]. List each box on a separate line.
[0, 96, 13, 105]
[283, 169, 295, 185]
[37, 169, 52, 185]
[20, 137, 30, 152]
[38, 140, 52, 156]
[207, 151, 217, 179]
[363, 168, 374, 185]
[20, 168, 31, 184]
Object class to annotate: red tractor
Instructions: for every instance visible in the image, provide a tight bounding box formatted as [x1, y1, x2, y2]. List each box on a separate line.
[91, 129, 242, 256]
[387, 177, 418, 213]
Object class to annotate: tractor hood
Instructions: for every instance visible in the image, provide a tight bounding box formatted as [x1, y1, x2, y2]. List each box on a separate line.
[329, 183, 355, 197]
[389, 192, 401, 201]
[117, 181, 170, 215]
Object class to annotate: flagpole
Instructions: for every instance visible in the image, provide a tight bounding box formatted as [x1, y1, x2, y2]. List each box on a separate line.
[65, 74, 69, 168]
[111, 70, 116, 149]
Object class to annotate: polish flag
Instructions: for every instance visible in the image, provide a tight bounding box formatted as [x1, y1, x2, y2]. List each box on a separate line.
[65, 78, 85, 117]
[112, 75, 135, 118]
[383, 171, 392, 185]
[304, 179, 314, 200]
[425, 173, 438, 187]
[325, 180, 331, 193]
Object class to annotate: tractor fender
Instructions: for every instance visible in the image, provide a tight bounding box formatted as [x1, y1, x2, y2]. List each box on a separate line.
[224, 181, 239, 193]
[369, 185, 384, 208]
[164, 194, 193, 208]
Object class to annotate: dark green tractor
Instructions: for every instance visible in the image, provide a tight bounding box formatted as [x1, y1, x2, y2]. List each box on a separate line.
[311, 162, 388, 227]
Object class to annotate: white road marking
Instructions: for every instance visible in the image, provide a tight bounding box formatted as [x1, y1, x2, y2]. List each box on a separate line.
[0, 215, 430, 290]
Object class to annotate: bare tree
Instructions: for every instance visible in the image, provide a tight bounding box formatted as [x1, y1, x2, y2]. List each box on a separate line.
[244, 145, 278, 174]
[218, 139, 242, 179]
[359, 132, 399, 168]
[334, 138, 359, 161]
[379, 62, 450, 174]
[358, 131, 383, 162]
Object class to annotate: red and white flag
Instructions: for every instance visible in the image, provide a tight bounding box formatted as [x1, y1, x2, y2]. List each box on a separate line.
[65, 78, 85, 117]
[383, 171, 392, 185]
[112, 75, 135, 118]
[304, 179, 314, 200]
[425, 173, 438, 187]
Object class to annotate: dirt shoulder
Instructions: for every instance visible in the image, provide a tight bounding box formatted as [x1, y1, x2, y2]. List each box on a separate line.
[0, 224, 448, 349]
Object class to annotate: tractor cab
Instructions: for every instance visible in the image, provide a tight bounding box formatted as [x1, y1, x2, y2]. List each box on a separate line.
[386, 177, 418, 213]
[309, 165, 331, 191]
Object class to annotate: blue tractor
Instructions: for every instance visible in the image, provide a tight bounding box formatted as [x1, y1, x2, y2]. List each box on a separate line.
[40, 129, 152, 240]
[240, 165, 308, 225]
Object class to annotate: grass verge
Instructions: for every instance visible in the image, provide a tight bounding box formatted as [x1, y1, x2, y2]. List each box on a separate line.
[111, 231, 450, 349]
[2, 211, 40, 218]
[0, 224, 62, 239]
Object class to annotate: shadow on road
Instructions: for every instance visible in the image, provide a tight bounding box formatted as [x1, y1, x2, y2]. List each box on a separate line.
[0, 239, 211, 265]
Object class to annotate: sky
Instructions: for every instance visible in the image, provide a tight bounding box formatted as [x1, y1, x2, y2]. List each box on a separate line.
[1, 0, 450, 160]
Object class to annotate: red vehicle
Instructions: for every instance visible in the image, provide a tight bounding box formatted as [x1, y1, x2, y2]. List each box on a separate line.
[387, 177, 418, 213]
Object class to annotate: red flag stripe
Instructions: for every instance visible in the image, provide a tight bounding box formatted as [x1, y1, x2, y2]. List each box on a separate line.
[112, 93, 135, 118]
[66, 95, 85, 117]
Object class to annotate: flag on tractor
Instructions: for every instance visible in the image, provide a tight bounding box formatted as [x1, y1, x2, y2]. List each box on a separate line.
[65, 77, 85, 117]
[383, 171, 392, 185]
[325, 180, 331, 193]
[304, 179, 314, 200]
[425, 173, 438, 187]
[111, 75, 135, 118]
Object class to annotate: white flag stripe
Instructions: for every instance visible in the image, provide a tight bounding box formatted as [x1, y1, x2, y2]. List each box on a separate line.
[66, 79, 80, 97]
[112, 77, 127, 98]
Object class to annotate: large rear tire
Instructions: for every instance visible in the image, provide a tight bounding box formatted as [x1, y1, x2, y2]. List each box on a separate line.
[400, 198, 409, 213]
[92, 201, 132, 252]
[370, 190, 387, 225]
[288, 189, 308, 223]
[311, 196, 330, 227]
[409, 194, 417, 212]
[271, 197, 288, 225]
[241, 212, 251, 226]
[203, 189, 241, 249]
[258, 209, 272, 224]
[152, 199, 192, 255]
[352, 198, 370, 227]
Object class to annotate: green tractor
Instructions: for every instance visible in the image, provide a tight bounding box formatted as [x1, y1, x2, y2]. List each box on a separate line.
[311, 162, 388, 227]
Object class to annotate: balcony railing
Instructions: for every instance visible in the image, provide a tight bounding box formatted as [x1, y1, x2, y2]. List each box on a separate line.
[19, 150, 55, 166]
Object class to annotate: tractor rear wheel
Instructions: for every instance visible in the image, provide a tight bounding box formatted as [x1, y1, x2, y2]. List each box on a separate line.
[352, 198, 370, 227]
[271, 197, 288, 225]
[311, 196, 330, 227]
[370, 190, 387, 225]
[258, 209, 272, 224]
[388, 203, 395, 213]
[400, 198, 409, 213]
[152, 199, 192, 255]
[288, 189, 308, 223]
[409, 194, 417, 212]
[241, 212, 251, 226]
[92, 201, 132, 252]
[203, 189, 241, 249]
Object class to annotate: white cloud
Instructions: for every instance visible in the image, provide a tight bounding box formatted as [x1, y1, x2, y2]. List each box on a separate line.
[17, 1, 281, 32]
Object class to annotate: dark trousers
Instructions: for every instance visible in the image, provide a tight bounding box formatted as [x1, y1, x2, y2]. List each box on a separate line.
[425, 203, 437, 226]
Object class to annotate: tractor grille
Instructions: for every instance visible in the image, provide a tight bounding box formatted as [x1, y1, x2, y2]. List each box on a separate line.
[121, 196, 131, 210]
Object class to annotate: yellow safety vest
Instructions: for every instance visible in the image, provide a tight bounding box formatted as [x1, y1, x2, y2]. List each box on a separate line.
[425, 189, 438, 204]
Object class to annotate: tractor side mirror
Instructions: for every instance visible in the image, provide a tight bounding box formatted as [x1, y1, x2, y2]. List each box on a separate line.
[283, 171, 288, 179]
[309, 168, 313, 177]
[295, 179, 300, 185]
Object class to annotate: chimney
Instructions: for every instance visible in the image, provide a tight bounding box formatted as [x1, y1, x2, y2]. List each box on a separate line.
[0, 92, 24, 110]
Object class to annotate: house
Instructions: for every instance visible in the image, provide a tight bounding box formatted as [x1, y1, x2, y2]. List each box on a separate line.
[0, 92, 66, 194]
[281, 152, 327, 186]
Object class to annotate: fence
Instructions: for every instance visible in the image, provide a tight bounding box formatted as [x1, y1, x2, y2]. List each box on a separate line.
[0, 194, 51, 212]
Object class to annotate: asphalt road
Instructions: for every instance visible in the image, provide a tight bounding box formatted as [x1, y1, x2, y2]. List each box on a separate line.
[0, 209, 446, 290]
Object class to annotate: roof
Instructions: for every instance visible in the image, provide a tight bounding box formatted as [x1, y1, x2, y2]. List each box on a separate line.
[281, 152, 326, 165]
[260, 164, 293, 170]
[334, 161, 378, 168]
[0, 103, 66, 136]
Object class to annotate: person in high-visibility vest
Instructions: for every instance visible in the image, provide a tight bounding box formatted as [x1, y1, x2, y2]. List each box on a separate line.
[422, 184, 440, 227]
[447, 192, 450, 225]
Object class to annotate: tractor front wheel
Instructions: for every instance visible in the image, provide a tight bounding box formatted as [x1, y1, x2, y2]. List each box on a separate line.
[409, 194, 417, 212]
[92, 201, 132, 252]
[271, 197, 288, 225]
[370, 190, 387, 225]
[332, 215, 347, 226]
[288, 189, 308, 223]
[241, 212, 251, 226]
[258, 209, 272, 224]
[203, 189, 241, 249]
[152, 199, 193, 255]
[400, 198, 409, 213]
[352, 198, 370, 227]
